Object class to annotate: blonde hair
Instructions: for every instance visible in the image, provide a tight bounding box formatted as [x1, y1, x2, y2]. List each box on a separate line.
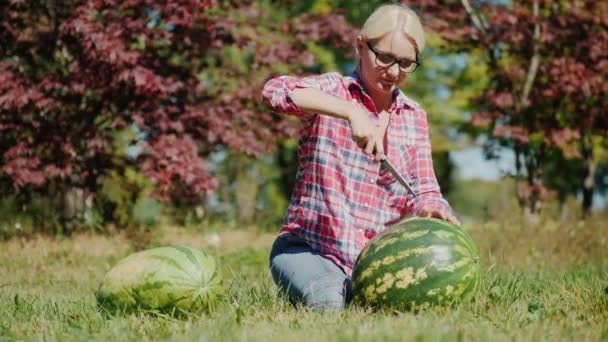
[360, 4, 426, 55]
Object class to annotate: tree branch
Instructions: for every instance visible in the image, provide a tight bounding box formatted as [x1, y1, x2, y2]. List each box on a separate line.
[517, 1, 540, 111]
[461, 0, 496, 70]
[460, 0, 488, 33]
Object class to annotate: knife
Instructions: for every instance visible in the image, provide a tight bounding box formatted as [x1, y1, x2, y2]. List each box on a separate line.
[381, 158, 417, 197]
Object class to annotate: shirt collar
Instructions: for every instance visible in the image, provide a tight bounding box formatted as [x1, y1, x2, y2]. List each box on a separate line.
[345, 71, 415, 113]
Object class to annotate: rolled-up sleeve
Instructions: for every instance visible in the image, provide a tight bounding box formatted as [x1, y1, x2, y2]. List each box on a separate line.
[406, 111, 453, 218]
[261, 72, 342, 119]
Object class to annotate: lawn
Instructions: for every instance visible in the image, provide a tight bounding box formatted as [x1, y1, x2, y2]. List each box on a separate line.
[1, 221, 607, 341]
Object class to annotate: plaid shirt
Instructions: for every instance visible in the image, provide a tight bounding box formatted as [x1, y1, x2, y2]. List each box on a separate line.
[262, 71, 453, 275]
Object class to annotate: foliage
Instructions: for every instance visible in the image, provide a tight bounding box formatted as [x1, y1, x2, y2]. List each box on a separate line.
[99, 167, 162, 228]
[0, 193, 63, 237]
[4, 0, 606, 228]
[0, 0, 357, 208]
[418, 0, 608, 215]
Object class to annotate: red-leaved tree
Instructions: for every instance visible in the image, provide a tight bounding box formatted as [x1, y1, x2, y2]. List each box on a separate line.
[0, 1, 356, 209]
[418, 0, 608, 217]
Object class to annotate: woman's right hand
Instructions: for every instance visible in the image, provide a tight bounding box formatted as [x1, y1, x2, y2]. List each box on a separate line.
[346, 102, 385, 161]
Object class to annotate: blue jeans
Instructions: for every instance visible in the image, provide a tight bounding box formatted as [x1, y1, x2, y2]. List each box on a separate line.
[269, 233, 353, 311]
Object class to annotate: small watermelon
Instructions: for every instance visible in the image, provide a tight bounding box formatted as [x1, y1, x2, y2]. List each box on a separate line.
[96, 246, 223, 314]
[352, 217, 481, 310]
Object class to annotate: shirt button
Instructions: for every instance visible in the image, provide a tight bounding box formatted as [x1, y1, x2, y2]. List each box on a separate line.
[369, 178, 375, 183]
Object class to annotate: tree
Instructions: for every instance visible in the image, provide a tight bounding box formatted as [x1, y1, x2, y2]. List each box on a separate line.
[419, 0, 608, 218]
[0, 0, 356, 219]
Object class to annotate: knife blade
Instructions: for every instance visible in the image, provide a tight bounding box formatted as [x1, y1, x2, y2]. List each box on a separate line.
[381, 159, 417, 197]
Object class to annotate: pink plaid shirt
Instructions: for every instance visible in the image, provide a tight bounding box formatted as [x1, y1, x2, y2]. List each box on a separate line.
[262, 71, 453, 275]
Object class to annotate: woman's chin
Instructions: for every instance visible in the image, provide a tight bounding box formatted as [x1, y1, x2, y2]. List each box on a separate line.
[376, 82, 395, 93]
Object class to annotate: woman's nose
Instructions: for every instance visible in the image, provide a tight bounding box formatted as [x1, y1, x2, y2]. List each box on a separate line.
[387, 62, 401, 78]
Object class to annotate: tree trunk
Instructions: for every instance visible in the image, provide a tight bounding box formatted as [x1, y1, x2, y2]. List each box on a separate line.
[234, 157, 259, 224]
[514, 144, 545, 224]
[580, 134, 595, 216]
[558, 190, 569, 222]
[433, 151, 454, 195]
[62, 185, 87, 232]
[512, 0, 543, 225]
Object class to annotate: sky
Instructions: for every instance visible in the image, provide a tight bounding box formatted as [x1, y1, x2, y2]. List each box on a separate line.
[451, 145, 515, 181]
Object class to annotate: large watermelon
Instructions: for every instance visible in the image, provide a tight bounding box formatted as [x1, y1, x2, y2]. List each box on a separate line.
[352, 217, 481, 310]
[97, 246, 223, 314]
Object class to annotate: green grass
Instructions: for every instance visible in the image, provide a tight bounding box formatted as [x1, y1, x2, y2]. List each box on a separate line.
[1, 223, 607, 341]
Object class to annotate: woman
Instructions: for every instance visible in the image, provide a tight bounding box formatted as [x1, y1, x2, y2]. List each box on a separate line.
[261, 3, 459, 311]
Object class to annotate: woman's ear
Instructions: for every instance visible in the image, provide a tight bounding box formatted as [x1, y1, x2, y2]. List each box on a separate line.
[354, 35, 365, 57]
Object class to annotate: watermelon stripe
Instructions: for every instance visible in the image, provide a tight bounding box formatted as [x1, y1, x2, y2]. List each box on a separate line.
[452, 233, 478, 254]
[443, 224, 478, 251]
[357, 247, 433, 281]
[434, 257, 472, 273]
[139, 268, 199, 285]
[134, 280, 173, 294]
[431, 230, 454, 240]
[366, 228, 469, 264]
[453, 244, 473, 257]
[370, 229, 431, 254]
[206, 267, 220, 284]
[172, 246, 201, 270]
[148, 255, 191, 275]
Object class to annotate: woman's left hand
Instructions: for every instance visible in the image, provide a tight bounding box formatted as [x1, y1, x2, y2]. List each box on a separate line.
[419, 208, 461, 226]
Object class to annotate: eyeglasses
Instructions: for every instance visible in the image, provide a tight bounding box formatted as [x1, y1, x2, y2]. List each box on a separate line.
[366, 41, 420, 73]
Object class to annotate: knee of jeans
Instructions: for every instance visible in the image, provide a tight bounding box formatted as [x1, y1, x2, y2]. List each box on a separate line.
[269, 259, 287, 290]
[302, 274, 347, 311]
[269, 255, 303, 300]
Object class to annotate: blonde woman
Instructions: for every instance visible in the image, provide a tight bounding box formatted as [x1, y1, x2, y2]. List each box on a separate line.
[262, 3, 459, 311]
